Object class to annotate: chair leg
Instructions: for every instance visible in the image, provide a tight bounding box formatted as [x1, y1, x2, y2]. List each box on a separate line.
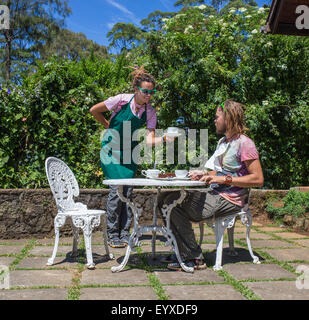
[82, 216, 95, 269]
[245, 224, 260, 265]
[227, 224, 238, 256]
[47, 215, 66, 266]
[199, 221, 204, 246]
[102, 214, 114, 260]
[213, 221, 225, 271]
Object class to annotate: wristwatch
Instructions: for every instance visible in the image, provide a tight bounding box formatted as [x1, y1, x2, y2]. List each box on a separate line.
[224, 175, 233, 185]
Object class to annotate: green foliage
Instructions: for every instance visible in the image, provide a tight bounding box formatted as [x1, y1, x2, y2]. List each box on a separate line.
[266, 190, 309, 219]
[107, 23, 144, 51]
[39, 29, 108, 62]
[0, 0, 71, 83]
[0, 54, 131, 188]
[1, 3, 309, 190]
[136, 5, 309, 188]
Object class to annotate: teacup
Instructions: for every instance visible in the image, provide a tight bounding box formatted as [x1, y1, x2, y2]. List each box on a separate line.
[165, 127, 180, 137]
[141, 169, 165, 179]
[175, 170, 189, 178]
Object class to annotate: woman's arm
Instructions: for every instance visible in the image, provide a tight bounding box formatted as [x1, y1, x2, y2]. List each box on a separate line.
[146, 129, 176, 146]
[90, 102, 110, 129]
[200, 159, 264, 188]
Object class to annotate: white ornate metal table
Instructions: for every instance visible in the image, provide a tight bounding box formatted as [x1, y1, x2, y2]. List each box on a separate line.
[103, 178, 205, 273]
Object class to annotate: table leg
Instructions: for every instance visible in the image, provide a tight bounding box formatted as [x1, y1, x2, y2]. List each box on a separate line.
[151, 187, 161, 259]
[111, 185, 143, 273]
[160, 189, 194, 273]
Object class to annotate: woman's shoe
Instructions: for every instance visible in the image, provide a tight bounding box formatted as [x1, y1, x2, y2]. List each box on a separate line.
[107, 239, 126, 248]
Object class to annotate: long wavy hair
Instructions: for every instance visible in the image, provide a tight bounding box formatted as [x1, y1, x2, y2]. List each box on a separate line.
[221, 100, 249, 138]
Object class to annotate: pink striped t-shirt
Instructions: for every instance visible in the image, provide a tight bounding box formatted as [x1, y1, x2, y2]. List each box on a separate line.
[104, 94, 157, 129]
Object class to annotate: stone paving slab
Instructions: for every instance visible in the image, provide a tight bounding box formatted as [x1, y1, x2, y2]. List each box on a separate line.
[0, 245, 24, 255]
[255, 227, 285, 232]
[0, 257, 15, 266]
[244, 281, 309, 300]
[0, 239, 27, 245]
[233, 227, 260, 233]
[163, 284, 246, 300]
[200, 243, 217, 252]
[15, 257, 79, 269]
[274, 232, 309, 239]
[154, 269, 224, 285]
[248, 240, 294, 248]
[35, 237, 74, 245]
[29, 245, 73, 256]
[9, 270, 73, 288]
[0, 288, 68, 300]
[141, 244, 173, 254]
[293, 239, 309, 247]
[233, 233, 275, 240]
[289, 262, 309, 270]
[80, 268, 150, 286]
[263, 248, 309, 262]
[80, 287, 157, 300]
[223, 263, 296, 281]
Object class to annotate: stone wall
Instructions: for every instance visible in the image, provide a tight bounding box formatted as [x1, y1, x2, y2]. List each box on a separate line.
[0, 188, 289, 239]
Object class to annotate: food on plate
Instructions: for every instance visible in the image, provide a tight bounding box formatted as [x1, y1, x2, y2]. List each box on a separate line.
[158, 172, 176, 178]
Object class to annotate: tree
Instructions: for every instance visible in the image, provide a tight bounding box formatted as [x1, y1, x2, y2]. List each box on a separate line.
[140, 10, 176, 32]
[174, 0, 205, 7]
[39, 29, 108, 62]
[220, 0, 257, 15]
[0, 0, 71, 83]
[107, 23, 143, 52]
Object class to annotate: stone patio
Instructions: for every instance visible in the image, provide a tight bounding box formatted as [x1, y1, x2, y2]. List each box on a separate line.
[1, 222, 309, 301]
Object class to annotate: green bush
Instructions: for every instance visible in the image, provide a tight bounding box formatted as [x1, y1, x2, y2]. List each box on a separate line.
[266, 190, 309, 220]
[1, 6, 309, 189]
[0, 54, 131, 189]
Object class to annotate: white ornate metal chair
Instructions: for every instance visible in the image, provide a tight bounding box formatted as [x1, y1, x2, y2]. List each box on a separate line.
[199, 191, 260, 271]
[45, 157, 113, 269]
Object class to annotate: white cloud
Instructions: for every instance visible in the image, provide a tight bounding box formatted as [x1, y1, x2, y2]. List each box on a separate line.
[105, 0, 140, 26]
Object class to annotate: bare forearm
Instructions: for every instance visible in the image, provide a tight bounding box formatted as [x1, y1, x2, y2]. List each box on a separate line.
[229, 174, 264, 188]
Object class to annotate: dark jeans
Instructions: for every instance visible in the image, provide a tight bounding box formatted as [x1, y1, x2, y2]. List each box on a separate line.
[106, 185, 133, 240]
[157, 189, 241, 261]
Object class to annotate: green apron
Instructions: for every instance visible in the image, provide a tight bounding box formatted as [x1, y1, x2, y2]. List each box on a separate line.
[100, 95, 147, 179]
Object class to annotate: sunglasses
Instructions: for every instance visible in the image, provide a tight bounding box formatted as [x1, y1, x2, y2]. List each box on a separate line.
[218, 103, 225, 111]
[138, 86, 157, 96]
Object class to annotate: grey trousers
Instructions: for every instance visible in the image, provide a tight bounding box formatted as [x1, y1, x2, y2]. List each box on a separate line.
[106, 185, 133, 240]
[157, 189, 241, 261]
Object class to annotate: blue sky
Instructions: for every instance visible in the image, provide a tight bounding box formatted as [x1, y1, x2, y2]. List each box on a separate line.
[66, 0, 271, 48]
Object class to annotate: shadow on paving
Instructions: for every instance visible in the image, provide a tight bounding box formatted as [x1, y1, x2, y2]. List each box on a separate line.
[49, 251, 80, 266]
[206, 248, 265, 266]
[142, 248, 265, 270]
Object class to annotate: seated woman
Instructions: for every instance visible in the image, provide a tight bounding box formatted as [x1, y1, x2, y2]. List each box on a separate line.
[158, 100, 264, 271]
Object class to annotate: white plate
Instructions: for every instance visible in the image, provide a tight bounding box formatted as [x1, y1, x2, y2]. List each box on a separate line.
[146, 177, 190, 181]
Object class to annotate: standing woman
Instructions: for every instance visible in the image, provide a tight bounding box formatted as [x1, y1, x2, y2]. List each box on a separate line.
[90, 66, 164, 248]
